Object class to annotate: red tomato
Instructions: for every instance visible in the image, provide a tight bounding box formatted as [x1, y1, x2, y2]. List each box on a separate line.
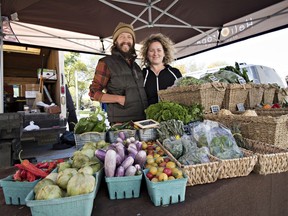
[163, 168, 172, 176]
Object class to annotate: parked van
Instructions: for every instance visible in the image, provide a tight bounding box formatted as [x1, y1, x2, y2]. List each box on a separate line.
[239, 63, 285, 87]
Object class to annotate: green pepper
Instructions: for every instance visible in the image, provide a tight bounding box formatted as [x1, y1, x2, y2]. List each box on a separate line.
[74, 117, 89, 134]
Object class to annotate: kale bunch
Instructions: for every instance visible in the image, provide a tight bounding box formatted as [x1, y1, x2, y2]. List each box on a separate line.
[145, 101, 203, 124]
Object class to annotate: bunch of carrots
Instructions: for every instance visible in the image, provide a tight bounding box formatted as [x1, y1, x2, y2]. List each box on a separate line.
[13, 150, 64, 182]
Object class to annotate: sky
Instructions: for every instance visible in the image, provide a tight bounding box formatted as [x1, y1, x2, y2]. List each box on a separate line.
[174, 27, 288, 86]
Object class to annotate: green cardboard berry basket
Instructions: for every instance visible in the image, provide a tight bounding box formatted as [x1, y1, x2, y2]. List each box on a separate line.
[25, 183, 97, 216]
[0, 175, 40, 205]
[143, 169, 188, 206]
[105, 174, 142, 199]
[25, 169, 103, 216]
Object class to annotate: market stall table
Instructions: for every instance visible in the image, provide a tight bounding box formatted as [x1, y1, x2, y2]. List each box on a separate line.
[1, 167, 287, 216]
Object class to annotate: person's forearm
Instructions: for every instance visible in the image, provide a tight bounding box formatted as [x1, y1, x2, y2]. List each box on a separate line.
[100, 93, 125, 106]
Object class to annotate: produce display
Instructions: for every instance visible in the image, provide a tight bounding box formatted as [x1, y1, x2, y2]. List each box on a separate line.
[201, 63, 250, 83]
[2, 74, 287, 210]
[31, 140, 104, 200]
[141, 140, 184, 183]
[95, 131, 146, 177]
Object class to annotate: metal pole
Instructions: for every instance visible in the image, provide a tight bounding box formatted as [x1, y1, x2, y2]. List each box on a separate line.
[0, 3, 4, 113]
[74, 70, 79, 116]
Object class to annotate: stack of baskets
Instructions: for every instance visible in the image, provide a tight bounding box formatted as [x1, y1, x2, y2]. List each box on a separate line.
[275, 87, 288, 104]
[158, 82, 227, 113]
[245, 84, 265, 109]
[262, 84, 278, 105]
[222, 83, 251, 111]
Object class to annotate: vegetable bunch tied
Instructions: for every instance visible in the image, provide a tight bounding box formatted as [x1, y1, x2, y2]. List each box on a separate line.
[74, 106, 107, 134]
[145, 101, 204, 124]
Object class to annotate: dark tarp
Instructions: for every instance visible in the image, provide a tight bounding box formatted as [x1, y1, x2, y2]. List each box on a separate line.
[1, 0, 288, 58]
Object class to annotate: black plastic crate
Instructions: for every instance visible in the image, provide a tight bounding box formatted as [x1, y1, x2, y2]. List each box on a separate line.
[21, 126, 67, 145]
[21, 113, 60, 128]
[11, 138, 22, 160]
[0, 141, 12, 168]
[0, 113, 23, 139]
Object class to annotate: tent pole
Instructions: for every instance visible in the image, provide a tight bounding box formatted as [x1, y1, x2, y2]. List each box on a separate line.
[0, 3, 4, 113]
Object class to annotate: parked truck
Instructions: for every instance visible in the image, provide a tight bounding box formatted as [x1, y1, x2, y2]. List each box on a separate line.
[2, 45, 67, 119]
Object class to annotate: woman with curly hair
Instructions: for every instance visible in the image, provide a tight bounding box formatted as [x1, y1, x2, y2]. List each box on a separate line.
[140, 33, 182, 105]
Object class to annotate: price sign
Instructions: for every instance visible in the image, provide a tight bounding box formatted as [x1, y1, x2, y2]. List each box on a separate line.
[133, 119, 159, 129]
[210, 105, 220, 114]
[238, 77, 246, 84]
[237, 103, 245, 111]
[209, 75, 219, 82]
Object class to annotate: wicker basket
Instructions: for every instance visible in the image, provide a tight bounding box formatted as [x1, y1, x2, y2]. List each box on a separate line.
[204, 112, 288, 149]
[275, 87, 288, 104]
[262, 84, 277, 105]
[243, 138, 288, 175]
[107, 129, 137, 143]
[158, 82, 227, 113]
[156, 140, 221, 186]
[74, 132, 106, 149]
[245, 84, 264, 108]
[214, 148, 257, 179]
[222, 83, 251, 111]
[255, 108, 288, 116]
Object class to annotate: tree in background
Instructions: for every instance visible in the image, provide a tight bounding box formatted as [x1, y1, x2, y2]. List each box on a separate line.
[64, 52, 102, 110]
[64, 52, 88, 109]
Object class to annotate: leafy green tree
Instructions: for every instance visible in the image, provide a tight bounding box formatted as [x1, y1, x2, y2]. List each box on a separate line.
[64, 52, 102, 109]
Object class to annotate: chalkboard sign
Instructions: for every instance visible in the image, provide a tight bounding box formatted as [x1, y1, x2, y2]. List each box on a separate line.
[210, 105, 220, 114]
[134, 119, 159, 129]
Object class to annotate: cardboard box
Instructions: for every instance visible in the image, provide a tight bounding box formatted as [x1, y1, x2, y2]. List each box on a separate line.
[37, 68, 57, 80]
[25, 84, 40, 98]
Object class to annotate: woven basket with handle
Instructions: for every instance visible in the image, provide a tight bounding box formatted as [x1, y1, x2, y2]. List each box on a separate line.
[158, 82, 227, 113]
[243, 138, 288, 175]
[204, 112, 288, 149]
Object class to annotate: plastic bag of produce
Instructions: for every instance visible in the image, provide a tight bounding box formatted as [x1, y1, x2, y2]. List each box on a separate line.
[189, 120, 243, 159]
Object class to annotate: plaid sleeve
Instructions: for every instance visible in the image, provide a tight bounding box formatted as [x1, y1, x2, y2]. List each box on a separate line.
[89, 59, 110, 101]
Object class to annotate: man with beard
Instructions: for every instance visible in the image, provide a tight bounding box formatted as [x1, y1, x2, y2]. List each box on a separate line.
[89, 22, 148, 125]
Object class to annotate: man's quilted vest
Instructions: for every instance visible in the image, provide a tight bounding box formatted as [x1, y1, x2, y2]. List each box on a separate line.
[102, 53, 148, 123]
